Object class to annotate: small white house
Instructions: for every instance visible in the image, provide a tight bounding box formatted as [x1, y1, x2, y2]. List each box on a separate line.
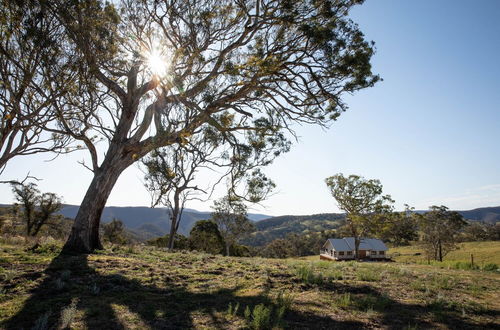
[320, 237, 389, 261]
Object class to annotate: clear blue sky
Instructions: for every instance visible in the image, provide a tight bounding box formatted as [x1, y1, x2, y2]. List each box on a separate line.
[0, 0, 499, 216]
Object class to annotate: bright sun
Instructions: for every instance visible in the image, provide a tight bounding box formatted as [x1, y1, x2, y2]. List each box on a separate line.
[146, 49, 168, 77]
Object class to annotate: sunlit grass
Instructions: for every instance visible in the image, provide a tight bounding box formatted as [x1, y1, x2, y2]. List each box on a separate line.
[0, 241, 498, 329]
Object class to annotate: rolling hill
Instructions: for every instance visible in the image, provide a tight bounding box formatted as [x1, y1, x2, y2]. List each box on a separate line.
[4, 203, 497, 243]
[58, 205, 270, 239]
[457, 206, 500, 224]
[242, 213, 346, 246]
[242, 206, 500, 246]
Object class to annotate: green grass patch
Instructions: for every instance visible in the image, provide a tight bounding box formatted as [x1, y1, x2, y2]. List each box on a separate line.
[391, 241, 500, 265]
[296, 264, 324, 285]
[356, 268, 381, 282]
[0, 241, 498, 329]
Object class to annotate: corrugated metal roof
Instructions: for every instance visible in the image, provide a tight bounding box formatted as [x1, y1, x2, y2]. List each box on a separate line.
[326, 237, 388, 251]
[327, 238, 352, 251]
[365, 238, 388, 251]
[344, 237, 373, 250]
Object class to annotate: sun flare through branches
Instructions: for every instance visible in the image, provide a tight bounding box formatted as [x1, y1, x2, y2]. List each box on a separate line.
[144, 46, 169, 78]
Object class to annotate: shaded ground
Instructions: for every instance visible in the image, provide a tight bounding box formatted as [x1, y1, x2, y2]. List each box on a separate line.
[0, 242, 499, 329]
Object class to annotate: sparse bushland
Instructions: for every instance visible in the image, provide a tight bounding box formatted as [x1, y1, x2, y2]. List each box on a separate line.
[419, 206, 468, 262]
[0, 208, 73, 244]
[257, 230, 339, 258]
[390, 241, 500, 269]
[1, 240, 498, 329]
[101, 218, 130, 246]
[0, 186, 68, 241]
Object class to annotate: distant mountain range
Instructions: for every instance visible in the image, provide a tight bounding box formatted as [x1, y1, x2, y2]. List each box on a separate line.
[3, 203, 498, 243]
[454, 206, 500, 224]
[58, 205, 270, 240]
[242, 206, 500, 246]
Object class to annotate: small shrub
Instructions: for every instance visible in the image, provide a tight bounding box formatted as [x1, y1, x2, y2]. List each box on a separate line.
[468, 279, 485, 296]
[354, 293, 391, 312]
[328, 270, 343, 280]
[296, 264, 323, 285]
[276, 291, 293, 310]
[234, 302, 240, 315]
[335, 293, 352, 309]
[315, 261, 331, 269]
[2, 269, 16, 282]
[387, 267, 401, 276]
[296, 264, 313, 283]
[33, 242, 61, 254]
[356, 269, 381, 282]
[276, 305, 286, 322]
[482, 263, 498, 271]
[410, 279, 427, 292]
[452, 262, 479, 270]
[431, 275, 454, 290]
[32, 239, 61, 255]
[251, 304, 271, 330]
[226, 302, 239, 319]
[390, 267, 412, 278]
[244, 305, 251, 320]
[243, 295, 291, 330]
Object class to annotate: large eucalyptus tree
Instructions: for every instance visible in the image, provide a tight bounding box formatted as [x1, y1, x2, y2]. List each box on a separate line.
[50, 0, 379, 253]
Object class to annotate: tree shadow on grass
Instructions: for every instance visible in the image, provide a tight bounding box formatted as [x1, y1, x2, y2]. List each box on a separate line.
[311, 279, 499, 330]
[2, 253, 366, 329]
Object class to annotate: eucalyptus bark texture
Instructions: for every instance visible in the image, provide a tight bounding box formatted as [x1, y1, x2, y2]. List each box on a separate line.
[62, 145, 133, 253]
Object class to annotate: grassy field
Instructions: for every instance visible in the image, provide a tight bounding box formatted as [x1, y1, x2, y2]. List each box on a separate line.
[302, 241, 500, 268]
[0, 240, 499, 329]
[389, 241, 500, 265]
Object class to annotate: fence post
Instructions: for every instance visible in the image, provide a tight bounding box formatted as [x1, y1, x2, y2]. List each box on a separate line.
[470, 253, 474, 268]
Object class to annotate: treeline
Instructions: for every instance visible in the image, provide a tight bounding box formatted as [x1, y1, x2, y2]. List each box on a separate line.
[257, 210, 500, 259]
[458, 221, 500, 242]
[147, 220, 251, 257]
[93, 210, 500, 260]
[2, 181, 497, 262]
[257, 230, 337, 258]
[243, 214, 345, 246]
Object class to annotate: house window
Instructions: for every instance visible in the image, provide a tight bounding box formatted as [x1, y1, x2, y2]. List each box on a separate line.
[379, 251, 385, 255]
[346, 251, 352, 255]
[339, 251, 345, 256]
[371, 251, 376, 255]
[333, 251, 337, 256]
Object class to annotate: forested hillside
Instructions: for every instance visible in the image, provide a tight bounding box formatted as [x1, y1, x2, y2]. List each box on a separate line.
[56, 205, 500, 244]
[242, 213, 345, 246]
[58, 205, 270, 239]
